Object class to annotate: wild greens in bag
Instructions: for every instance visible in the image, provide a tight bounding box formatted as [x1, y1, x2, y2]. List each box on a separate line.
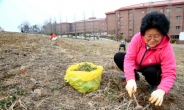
[64, 62, 103, 93]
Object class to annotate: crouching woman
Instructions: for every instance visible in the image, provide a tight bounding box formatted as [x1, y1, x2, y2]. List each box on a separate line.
[114, 11, 176, 106]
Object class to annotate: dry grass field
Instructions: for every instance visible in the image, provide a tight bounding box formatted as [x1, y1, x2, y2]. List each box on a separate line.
[0, 32, 184, 110]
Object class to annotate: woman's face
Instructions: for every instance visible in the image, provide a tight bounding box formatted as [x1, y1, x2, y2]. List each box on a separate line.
[144, 28, 163, 48]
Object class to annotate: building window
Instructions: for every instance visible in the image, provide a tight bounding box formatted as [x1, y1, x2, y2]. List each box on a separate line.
[117, 21, 120, 24]
[129, 29, 132, 31]
[117, 13, 119, 17]
[176, 26, 180, 30]
[120, 17, 123, 20]
[176, 7, 182, 12]
[167, 16, 170, 21]
[176, 16, 181, 20]
[171, 35, 179, 39]
[166, 8, 171, 12]
[129, 20, 132, 23]
[148, 9, 152, 13]
[142, 10, 144, 13]
[121, 25, 124, 28]
[160, 9, 163, 13]
[129, 13, 132, 16]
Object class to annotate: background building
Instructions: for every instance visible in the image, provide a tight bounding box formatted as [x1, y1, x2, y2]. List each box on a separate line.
[105, 0, 184, 42]
[43, 17, 107, 37]
[42, 0, 184, 43]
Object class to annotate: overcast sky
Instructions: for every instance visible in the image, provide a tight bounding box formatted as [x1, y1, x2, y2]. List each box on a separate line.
[0, 0, 163, 32]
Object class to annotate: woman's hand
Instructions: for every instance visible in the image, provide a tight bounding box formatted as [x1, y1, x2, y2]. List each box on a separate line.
[149, 89, 165, 106]
[125, 79, 137, 97]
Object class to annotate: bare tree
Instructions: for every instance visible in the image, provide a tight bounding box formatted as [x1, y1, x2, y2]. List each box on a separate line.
[49, 17, 52, 33]
[0, 26, 4, 32]
[18, 21, 42, 34]
[40, 24, 45, 34]
[18, 21, 31, 33]
[53, 19, 57, 34]
[42, 20, 49, 34]
[32, 25, 40, 33]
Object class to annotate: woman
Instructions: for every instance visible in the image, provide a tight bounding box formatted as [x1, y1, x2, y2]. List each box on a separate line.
[119, 40, 126, 51]
[114, 11, 176, 106]
[50, 33, 57, 40]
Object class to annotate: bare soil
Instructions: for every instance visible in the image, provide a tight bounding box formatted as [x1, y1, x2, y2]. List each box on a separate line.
[0, 32, 184, 110]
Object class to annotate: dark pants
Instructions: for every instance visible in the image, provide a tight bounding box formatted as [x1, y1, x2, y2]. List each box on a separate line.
[114, 52, 161, 86]
[119, 44, 126, 51]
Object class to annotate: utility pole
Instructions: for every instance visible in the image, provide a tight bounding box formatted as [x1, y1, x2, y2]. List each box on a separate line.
[168, 0, 171, 21]
[66, 17, 68, 37]
[93, 19, 94, 40]
[50, 17, 52, 33]
[92, 10, 95, 40]
[83, 12, 86, 40]
[74, 14, 77, 39]
[60, 13, 62, 36]
[148, 0, 153, 13]
[54, 18, 57, 34]
[132, 8, 135, 36]
[116, 12, 119, 41]
[168, 0, 171, 36]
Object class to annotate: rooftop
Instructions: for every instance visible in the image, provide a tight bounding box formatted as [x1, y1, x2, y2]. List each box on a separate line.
[106, 0, 184, 14]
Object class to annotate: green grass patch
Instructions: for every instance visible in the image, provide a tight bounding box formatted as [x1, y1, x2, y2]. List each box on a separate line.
[4, 73, 16, 79]
[0, 86, 6, 94]
[0, 96, 16, 109]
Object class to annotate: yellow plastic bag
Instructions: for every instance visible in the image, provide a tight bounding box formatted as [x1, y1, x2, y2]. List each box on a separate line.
[64, 62, 103, 94]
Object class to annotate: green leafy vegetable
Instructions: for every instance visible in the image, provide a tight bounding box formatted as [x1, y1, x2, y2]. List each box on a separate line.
[74, 63, 97, 72]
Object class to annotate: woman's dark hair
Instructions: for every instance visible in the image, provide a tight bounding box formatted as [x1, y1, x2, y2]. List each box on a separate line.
[50, 33, 53, 35]
[140, 11, 170, 36]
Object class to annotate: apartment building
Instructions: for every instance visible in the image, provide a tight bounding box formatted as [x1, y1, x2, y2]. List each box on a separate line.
[43, 17, 107, 36]
[69, 17, 107, 36]
[56, 22, 72, 34]
[105, 0, 184, 41]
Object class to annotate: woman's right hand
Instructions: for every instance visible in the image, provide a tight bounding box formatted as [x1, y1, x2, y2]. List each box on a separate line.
[125, 79, 137, 97]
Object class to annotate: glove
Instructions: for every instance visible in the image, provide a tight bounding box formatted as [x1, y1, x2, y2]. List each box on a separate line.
[125, 79, 137, 97]
[149, 89, 165, 106]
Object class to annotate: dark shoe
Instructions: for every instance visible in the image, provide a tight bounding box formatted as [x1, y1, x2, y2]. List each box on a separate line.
[120, 73, 140, 81]
[148, 86, 157, 94]
[120, 76, 126, 80]
[135, 72, 140, 81]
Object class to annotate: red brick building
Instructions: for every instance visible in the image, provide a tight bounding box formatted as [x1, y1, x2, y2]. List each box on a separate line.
[105, 0, 184, 41]
[44, 17, 107, 36]
[56, 22, 71, 35]
[69, 17, 107, 36]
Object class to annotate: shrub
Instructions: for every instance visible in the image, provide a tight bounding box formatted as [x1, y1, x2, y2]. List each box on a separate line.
[170, 39, 176, 43]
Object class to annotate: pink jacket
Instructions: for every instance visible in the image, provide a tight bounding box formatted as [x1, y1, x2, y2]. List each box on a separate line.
[124, 32, 176, 94]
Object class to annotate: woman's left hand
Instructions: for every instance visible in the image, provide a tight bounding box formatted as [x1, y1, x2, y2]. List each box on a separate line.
[149, 89, 165, 106]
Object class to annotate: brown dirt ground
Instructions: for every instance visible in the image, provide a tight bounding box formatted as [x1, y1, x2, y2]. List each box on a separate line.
[0, 32, 184, 110]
